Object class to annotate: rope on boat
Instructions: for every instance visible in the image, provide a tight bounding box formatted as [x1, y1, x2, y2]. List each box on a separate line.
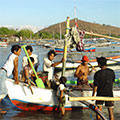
[69, 96, 120, 101]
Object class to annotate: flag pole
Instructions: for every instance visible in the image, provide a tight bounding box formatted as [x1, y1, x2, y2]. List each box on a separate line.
[62, 17, 70, 76]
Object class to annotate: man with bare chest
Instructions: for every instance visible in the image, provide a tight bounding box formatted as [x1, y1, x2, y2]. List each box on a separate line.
[74, 56, 90, 86]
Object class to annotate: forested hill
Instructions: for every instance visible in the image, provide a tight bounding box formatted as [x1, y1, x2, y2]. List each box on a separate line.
[38, 19, 120, 37]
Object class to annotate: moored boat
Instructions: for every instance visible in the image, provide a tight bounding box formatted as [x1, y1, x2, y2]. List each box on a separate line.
[0, 42, 8, 47]
[0, 37, 8, 47]
[5, 78, 120, 111]
[55, 55, 120, 69]
[5, 78, 87, 111]
[54, 47, 96, 53]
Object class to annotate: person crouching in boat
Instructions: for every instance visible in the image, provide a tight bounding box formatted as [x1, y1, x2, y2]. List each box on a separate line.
[43, 50, 64, 88]
[92, 57, 115, 120]
[0, 45, 21, 113]
[74, 56, 94, 87]
[56, 76, 67, 116]
[22, 57, 36, 85]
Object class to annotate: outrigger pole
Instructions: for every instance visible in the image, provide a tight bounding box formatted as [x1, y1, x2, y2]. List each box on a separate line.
[69, 96, 120, 101]
[68, 92, 107, 120]
[85, 31, 120, 41]
[62, 17, 70, 76]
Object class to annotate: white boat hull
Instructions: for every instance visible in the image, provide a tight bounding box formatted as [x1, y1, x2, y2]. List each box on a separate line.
[5, 79, 120, 111]
[6, 79, 88, 111]
[55, 57, 120, 69]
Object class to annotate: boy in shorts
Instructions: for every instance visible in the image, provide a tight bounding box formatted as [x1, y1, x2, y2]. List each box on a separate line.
[92, 57, 115, 120]
[56, 76, 67, 115]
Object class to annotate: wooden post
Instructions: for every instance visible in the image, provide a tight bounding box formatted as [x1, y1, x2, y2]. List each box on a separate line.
[62, 17, 70, 76]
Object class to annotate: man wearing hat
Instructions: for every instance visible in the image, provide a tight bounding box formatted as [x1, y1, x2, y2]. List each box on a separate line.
[74, 56, 92, 86]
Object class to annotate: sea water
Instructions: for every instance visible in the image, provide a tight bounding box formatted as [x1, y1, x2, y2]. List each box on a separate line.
[0, 44, 120, 120]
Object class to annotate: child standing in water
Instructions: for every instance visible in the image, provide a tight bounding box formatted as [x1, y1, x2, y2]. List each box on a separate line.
[57, 76, 67, 116]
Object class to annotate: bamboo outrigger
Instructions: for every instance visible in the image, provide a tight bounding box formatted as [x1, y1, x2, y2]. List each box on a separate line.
[85, 31, 120, 41]
[69, 96, 120, 101]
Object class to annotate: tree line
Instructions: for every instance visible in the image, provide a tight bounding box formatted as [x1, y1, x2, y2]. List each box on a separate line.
[0, 27, 64, 40]
[0, 27, 120, 41]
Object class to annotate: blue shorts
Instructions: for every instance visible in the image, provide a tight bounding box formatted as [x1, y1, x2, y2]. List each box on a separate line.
[0, 69, 8, 99]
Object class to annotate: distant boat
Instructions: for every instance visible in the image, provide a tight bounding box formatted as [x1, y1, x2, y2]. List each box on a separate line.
[0, 41, 8, 47]
[43, 44, 51, 48]
[0, 37, 8, 47]
[54, 47, 96, 53]
[55, 55, 120, 69]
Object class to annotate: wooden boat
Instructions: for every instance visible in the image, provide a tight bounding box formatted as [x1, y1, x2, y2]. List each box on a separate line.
[5, 78, 87, 111]
[54, 47, 96, 53]
[55, 55, 120, 69]
[0, 37, 8, 47]
[0, 42, 8, 47]
[5, 78, 120, 111]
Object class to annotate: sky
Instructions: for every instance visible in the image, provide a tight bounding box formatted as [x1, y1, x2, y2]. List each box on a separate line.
[0, 0, 120, 30]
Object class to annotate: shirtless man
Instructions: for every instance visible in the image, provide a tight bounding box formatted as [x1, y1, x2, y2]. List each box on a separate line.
[74, 56, 92, 86]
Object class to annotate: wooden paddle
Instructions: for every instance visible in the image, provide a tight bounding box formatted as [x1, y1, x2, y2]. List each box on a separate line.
[22, 45, 45, 88]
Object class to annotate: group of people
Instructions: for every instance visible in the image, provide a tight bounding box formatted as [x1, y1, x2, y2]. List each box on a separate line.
[73, 55, 115, 120]
[0, 45, 64, 113]
[0, 45, 115, 120]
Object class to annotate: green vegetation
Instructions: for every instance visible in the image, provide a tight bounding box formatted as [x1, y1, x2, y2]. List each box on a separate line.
[16, 29, 34, 39]
[111, 34, 120, 38]
[39, 32, 53, 39]
[0, 27, 65, 40]
[0, 27, 17, 37]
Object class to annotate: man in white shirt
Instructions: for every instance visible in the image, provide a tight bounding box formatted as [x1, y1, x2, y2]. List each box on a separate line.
[43, 50, 64, 81]
[0, 45, 21, 113]
[22, 45, 39, 71]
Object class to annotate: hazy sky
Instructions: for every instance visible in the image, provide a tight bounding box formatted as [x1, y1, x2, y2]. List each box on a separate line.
[0, 0, 120, 28]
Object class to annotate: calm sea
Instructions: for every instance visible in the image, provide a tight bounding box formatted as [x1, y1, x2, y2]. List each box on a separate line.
[0, 44, 120, 120]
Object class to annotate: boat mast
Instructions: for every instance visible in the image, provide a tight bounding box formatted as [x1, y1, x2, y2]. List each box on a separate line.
[59, 23, 62, 40]
[74, 6, 77, 25]
[62, 17, 70, 76]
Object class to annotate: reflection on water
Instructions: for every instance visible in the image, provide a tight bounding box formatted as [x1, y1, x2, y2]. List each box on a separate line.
[0, 45, 120, 120]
